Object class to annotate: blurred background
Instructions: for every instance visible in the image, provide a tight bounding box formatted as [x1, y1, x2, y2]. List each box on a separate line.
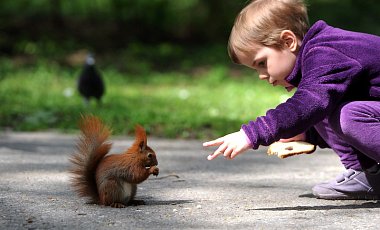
[1, 0, 379, 138]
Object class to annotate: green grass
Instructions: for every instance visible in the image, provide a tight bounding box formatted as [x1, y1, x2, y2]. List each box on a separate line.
[0, 57, 292, 139]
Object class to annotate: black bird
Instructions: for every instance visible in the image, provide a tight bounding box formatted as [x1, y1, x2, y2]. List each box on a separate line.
[77, 54, 105, 105]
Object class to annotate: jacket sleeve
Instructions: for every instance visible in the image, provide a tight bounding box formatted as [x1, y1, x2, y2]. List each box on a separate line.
[242, 46, 363, 149]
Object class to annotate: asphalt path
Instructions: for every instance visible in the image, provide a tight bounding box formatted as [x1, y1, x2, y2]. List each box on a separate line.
[1, 131, 379, 229]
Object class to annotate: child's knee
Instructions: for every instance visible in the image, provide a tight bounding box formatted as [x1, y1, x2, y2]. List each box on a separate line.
[335, 101, 377, 136]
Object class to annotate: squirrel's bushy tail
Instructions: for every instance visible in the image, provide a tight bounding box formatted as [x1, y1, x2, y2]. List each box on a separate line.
[69, 115, 112, 203]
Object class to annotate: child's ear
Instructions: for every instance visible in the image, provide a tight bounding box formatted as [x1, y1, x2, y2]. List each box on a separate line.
[280, 30, 299, 52]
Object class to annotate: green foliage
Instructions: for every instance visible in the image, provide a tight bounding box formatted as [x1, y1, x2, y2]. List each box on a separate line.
[307, 0, 380, 35]
[0, 55, 292, 139]
[1, 0, 379, 60]
[1, 0, 378, 139]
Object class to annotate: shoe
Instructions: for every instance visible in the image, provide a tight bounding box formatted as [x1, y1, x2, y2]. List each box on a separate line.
[312, 169, 380, 200]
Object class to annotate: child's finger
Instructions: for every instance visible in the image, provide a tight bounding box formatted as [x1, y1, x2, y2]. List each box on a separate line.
[207, 143, 228, 160]
[207, 151, 223, 160]
[230, 150, 240, 159]
[203, 138, 224, 147]
[223, 146, 234, 158]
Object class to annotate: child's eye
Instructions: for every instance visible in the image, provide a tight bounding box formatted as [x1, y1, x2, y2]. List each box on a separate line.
[258, 60, 266, 68]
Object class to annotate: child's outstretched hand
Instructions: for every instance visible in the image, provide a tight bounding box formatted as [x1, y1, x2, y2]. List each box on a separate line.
[203, 130, 251, 160]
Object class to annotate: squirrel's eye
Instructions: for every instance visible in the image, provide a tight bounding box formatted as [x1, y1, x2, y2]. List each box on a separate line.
[147, 153, 152, 158]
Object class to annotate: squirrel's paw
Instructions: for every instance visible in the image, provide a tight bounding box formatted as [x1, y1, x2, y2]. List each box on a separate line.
[110, 202, 126, 208]
[149, 166, 159, 176]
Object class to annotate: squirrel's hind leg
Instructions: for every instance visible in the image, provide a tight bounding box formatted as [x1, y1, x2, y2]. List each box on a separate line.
[98, 179, 128, 207]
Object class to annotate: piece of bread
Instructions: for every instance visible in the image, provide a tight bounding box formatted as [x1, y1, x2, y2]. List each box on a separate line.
[267, 141, 316, 159]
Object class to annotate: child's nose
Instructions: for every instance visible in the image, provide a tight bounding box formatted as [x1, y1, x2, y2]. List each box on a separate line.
[258, 74, 269, 80]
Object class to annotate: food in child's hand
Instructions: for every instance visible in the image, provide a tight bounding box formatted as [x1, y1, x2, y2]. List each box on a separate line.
[267, 141, 316, 158]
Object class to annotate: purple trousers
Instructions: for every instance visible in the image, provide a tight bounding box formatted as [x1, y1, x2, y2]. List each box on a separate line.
[314, 101, 380, 171]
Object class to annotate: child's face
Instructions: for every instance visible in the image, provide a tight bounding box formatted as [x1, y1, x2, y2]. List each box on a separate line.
[235, 42, 298, 92]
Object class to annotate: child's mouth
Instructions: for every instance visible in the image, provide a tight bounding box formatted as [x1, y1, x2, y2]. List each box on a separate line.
[285, 86, 295, 92]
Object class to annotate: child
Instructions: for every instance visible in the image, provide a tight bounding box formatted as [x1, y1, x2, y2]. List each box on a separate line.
[203, 0, 380, 200]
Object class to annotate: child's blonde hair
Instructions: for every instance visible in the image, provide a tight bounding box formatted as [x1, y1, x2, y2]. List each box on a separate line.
[228, 0, 309, 64]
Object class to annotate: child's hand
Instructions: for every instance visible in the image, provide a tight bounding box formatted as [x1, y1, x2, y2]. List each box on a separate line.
[203, 130, 251, 160]
[279, 133, 306, 143]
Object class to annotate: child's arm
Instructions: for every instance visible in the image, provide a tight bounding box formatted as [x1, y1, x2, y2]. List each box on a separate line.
[203, 129, 251, 160]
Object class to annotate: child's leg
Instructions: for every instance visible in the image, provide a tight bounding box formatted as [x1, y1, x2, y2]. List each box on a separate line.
[312, 101, 380, 199]
[330, 101, 380, 169]
[313, 118, 370, 170]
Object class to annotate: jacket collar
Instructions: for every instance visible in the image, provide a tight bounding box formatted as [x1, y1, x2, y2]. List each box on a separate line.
[285, 20, 329, 86]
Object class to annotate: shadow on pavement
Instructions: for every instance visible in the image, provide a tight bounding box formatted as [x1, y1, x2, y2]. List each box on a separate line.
[246, 201, 380, 211]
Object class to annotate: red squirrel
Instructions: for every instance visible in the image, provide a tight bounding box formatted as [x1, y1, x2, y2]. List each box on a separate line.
[69, 115, 159, 208]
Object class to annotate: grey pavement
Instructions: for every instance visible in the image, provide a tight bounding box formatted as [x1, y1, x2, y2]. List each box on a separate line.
[0, 131, 379, 229]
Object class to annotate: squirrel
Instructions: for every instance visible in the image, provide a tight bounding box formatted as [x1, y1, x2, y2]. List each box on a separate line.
[69, 115, 159, 208]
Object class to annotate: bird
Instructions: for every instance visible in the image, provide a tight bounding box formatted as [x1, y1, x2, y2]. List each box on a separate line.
[77, 53, 105, 106]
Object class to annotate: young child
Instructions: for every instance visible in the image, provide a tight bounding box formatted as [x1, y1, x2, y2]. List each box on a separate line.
[203, 0, 380, 200]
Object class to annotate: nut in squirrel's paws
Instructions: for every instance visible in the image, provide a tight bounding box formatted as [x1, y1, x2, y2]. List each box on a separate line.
[152, 167, 159, 176]
[267, 141, 316, 159]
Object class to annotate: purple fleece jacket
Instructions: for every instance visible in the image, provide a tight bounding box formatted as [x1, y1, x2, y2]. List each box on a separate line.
[242, 20, 380, 149]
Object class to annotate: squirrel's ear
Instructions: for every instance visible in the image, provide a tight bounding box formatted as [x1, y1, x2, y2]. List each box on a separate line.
[138, 140, 146, 152]
[134, 124, 147, 153]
